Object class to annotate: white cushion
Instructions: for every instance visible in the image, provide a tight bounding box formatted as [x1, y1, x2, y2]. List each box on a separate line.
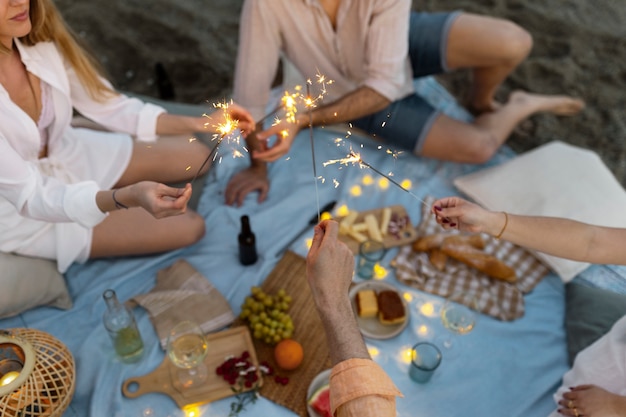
[454, 141, 626, 282]
[0, 253, 72, 318]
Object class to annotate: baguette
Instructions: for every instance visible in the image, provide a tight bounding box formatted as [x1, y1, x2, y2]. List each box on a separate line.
[441, 241, 516, 283]
[428, 249, 448, 271]
[413, 233, 485, 252]
[412, 233, 447, 251]
[442, 235, 485, 250]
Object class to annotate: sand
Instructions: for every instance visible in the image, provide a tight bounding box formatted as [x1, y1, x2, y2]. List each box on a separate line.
[54, 0, 626, 185]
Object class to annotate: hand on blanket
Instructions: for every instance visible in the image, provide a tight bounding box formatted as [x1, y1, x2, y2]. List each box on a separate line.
[224, 164, 269, 207]
[431, 197, 501, 234]
[558, 385, 626, 417]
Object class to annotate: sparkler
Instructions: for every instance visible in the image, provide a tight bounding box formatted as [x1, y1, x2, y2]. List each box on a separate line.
[306, 80, 321, 223]
[323, 150, 429, 208]
[190, 102, 240, 185]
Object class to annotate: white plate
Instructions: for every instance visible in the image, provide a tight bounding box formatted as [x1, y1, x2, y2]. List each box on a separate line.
[306, 368, 331, 417]
[349, 281, 409, 340]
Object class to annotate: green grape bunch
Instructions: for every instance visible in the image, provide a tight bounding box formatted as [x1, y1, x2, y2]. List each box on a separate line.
[239, 287, 294, 345]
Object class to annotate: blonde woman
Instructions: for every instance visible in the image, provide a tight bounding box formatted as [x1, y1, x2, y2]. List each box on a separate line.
[0, 0, 254, 272]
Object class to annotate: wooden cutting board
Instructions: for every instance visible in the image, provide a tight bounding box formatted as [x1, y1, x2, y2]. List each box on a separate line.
[233, 250, 332, 417]
[122, 326, 261, 408]
[337, 204, 418, 253]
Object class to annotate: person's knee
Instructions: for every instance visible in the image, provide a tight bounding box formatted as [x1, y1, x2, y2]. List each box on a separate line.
[180, 211, 206, 245]
[500, 21, 533, 64]
[465, 133, 500, 164]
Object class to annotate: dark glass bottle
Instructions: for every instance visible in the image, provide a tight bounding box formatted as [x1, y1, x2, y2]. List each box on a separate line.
[102, 289, 144, 363]
[239, 215, 258, 265]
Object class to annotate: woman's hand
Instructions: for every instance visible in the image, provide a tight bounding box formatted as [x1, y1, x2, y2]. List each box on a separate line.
[558, 385, 626, 417]
[431, 196, 495, 234]
[130, 181, 192, 218]
[206, 102, 255, 137]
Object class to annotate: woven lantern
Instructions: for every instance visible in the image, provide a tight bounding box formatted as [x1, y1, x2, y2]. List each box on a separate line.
[0, 328, 75, 417]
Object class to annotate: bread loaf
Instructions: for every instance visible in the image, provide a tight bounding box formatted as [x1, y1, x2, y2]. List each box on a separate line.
[355, 290, 378, 318]
[428, 249, 448, 271]
[377, 290, 406, 325]
[442, 235, 485, 250]
[440, 241, 516, 283]
[412, 233, 447, 251]
[413, 233, 485, 252]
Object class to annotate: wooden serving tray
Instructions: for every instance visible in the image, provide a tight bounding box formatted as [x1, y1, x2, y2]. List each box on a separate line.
[337, 204, 418, 253]
[122, 326, 261, 408]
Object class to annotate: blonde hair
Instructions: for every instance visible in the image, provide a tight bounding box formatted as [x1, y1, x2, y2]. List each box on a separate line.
[3, 0, 116, 101]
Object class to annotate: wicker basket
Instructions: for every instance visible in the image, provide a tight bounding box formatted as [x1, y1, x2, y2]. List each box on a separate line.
[0, 328, 75, 417]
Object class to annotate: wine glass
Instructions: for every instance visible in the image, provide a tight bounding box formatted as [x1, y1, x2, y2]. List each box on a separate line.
[166, 320, 209, 389]
[439, 291, 479, 352]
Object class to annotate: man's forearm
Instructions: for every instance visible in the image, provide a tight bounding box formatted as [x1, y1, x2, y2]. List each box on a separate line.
[306, 86, 391, 127]
[318, 299, 370, 365]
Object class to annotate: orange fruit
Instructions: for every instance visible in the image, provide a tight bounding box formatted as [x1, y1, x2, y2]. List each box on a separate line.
[274, 339, 304, 371]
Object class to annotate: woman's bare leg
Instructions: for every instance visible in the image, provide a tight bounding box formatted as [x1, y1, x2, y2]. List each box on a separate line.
[420, 91, 584, 163]
[89, 207, 205, 258]
[116, 135, 213, 186]
[446, 14, 533, 114]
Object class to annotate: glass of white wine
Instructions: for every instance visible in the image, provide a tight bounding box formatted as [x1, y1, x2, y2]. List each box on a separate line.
[166, 320, 209, 389]
[439, 291, 479, 351]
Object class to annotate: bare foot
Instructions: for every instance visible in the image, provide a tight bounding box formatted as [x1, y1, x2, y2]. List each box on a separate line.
[508, 90, 585, 116]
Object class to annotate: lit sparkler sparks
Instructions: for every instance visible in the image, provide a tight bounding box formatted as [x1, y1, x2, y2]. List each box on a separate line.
[324, 150, 429, 207]
[190, 101, 241, 184]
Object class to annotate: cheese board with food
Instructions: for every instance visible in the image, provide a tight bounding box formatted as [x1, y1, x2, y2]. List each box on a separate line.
[337, 205, 417, 254]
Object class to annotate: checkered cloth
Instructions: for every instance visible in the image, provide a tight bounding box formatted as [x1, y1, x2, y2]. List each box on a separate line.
[392, 197, 549, 320]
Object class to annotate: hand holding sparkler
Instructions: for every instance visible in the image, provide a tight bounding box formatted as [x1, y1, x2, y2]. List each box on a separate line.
[189, 101, 250, 184]
[205, 102, 255, 137]
[252, 117, 305, 162]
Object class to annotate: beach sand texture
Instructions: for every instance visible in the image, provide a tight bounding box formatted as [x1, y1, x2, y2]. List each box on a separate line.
[54, 0, 626, 185]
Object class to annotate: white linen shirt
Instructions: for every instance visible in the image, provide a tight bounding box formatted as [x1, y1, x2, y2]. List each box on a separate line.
[0, 40, 165, 272]
[233, 0, 414, 120]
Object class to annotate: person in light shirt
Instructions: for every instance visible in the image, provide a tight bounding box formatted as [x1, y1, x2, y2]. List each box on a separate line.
[224, 0, 584, 206]
[306, 220, 402, 416]
[430, 196, 626, 417]
[0, 0, 254, 272]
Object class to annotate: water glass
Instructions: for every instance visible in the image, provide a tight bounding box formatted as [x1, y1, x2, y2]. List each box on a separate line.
[357, 240, 386, 279]
[409, 342, 442, 383]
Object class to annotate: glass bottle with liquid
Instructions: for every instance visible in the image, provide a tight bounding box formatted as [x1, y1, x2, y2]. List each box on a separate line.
[238, 215, 258, 265]
[102, 289, 144, 363]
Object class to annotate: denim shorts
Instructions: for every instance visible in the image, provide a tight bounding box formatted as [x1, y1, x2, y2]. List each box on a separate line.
[351, 11, 460, 154]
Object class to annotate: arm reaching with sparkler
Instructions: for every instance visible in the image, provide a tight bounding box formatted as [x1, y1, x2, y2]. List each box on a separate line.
[431, 196, 626, 265]
[253, 86, 391, 162]
[154, 102, 255, 137]
[306, 220, 402, 417]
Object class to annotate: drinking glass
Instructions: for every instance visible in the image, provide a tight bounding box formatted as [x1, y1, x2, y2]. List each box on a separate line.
[166, 320, 209, 389]
[357, 240, 386, 279]
[439, 291, 479, 350]
[409, 342, 442, 383]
